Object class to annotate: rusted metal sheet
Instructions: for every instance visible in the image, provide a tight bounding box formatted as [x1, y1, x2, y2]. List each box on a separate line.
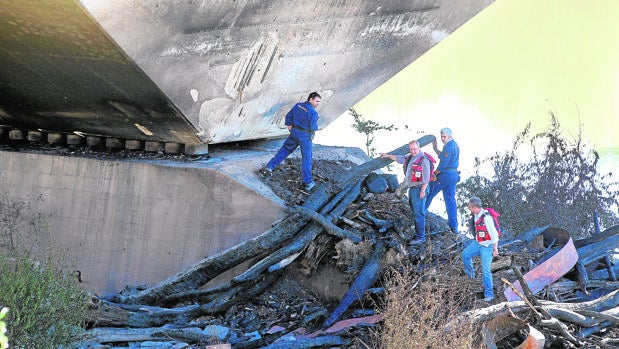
[482, 315, 545, 349]
[504, 234, 578, 302]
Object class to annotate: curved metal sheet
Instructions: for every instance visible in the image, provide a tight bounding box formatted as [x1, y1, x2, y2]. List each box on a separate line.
[504, 237, 578, 301]
[482, 315, 545, 349]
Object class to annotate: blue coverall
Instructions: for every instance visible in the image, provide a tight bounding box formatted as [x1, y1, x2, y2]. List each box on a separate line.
[266, 101, 319, 185]
[425, 139, 460, 232]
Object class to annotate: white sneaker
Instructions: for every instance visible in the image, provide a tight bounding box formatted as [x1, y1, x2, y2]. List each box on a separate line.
[305, 182, 315, 190]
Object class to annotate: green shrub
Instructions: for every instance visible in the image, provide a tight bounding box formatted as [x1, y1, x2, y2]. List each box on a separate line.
[0, 251, 88, 348]
[457, 113, 619, 237]
[0, 190, 88, 349]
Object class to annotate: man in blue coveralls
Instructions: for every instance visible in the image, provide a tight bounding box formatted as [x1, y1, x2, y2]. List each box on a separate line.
[265, 92, 321, 191]
[425, 127, 460, 233]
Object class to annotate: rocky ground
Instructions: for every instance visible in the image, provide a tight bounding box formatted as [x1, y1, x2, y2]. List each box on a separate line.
[231, 157, 619, 348]
[223, 157, 465, 348]
[4, 140, 617, 348]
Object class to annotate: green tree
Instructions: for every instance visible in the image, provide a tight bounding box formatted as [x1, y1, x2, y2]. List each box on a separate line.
[457, 113, 619, 237]
[350, 108, 397, 157]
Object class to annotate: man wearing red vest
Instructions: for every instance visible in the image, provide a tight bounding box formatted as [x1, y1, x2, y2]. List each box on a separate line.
[381, 140, 431, 243]
[462, 196, 499, 302]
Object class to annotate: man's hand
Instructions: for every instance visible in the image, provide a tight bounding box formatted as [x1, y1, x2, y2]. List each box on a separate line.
[380, 153, 396, 161]
[395, 182, 407, 199]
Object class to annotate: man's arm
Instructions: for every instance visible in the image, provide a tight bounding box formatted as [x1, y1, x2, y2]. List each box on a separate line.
[432, 139, 440, 155]
[284, 104, 296, 128]
[380, 153, 397, 161]
[309, 108, 319, 131]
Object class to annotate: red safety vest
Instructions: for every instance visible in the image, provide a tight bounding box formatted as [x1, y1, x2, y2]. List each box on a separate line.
[474, 215, 492, 242]
[474, 210, 501, 242]
[403, 153, 436, 182]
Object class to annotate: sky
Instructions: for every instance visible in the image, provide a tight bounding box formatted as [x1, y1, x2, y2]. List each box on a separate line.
[316, 0, 619, 178]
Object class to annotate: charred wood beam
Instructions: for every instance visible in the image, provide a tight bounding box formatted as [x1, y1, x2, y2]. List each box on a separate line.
[499, 225, 549, 247]
[452, 289, 619, 328]
[543, 289, 619, 313]
[576, 320, 615, 339]
[268, 251, 303, 273]
[490, 255, 512, 272]
[73, 326, 216, 346]
[340, 216, 363, 229]
[260, 334, 351, 349]
[575, 234, 619, 291]
[111, 213, 310, 305]
[538, 317, 581, 345]
[232, 181, 363, 284]
[88, 273, 280, 328]
[544, 307, 619, 327]
[591, 265, 619, 280]
[603, 257, 617, 281]
[111, 136, 433, 306]
[290, 206, 362, 243]
[361, 210, 397, 233]
[322, 239, 386, 329]
[575, 225, 619, 283]
[159, 280, 234, 307]
[574, 225, 619, 248]
[545, 279, 619, 295]
[87, 298, 198, 328]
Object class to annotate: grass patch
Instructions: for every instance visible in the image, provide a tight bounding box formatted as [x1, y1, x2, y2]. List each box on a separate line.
[0, 189, 88, 349]
[376, 263, 480, 349]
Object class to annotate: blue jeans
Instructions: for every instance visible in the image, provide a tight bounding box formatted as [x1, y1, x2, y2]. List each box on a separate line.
[425, 171, 460, 232]
[462, 240, 494, 299]
[266, 129, 313, 184]
[408, 186, 429, 239]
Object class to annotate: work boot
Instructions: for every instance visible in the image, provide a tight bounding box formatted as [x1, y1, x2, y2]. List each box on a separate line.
[394, 182, 407, 199]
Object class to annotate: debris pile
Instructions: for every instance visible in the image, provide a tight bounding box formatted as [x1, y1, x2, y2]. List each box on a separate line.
[76, 137, 619, 348]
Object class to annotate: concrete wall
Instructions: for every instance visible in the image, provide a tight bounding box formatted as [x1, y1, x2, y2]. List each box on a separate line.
[0, 150, 284, 295]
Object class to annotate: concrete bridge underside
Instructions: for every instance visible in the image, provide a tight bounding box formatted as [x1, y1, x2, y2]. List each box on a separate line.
[1, 0, 493, 153]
